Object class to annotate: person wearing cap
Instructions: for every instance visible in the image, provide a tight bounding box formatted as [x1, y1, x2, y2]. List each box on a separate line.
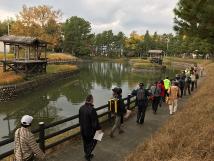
[79, 95, 101, 161]
[14, 115, 45, 161]
[131, 83, 149, 124]
[110, 87, 125, 137]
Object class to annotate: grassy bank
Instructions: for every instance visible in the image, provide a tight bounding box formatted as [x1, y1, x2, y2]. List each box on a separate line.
[0, 64, 78, 85]
[0, 52, 77, 61]
[129, 58, 162, 69]
[164, 56, 211, 65]
[125, 63, 214, 161]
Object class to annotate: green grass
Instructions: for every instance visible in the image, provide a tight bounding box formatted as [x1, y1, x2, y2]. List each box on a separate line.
[47, 64, 78, 74]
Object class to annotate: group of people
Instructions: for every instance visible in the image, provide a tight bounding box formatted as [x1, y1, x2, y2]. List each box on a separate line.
[13, 64, 203, 161]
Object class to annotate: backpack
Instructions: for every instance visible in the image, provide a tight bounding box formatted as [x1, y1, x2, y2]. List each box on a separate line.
[137, 89, 145, 101]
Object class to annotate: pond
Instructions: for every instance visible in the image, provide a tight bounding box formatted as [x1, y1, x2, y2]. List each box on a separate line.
[0, 61, 178, 142]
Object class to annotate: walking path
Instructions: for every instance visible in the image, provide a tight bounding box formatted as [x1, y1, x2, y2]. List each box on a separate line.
[47, 95, 190, 161]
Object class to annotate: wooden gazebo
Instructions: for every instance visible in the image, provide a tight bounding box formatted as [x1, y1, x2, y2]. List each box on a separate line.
[0, 35, 49, 74]
[148, 50, 164, 65]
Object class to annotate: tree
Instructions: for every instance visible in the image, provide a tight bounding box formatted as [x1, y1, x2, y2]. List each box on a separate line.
[11, 5, 62, 49]
[0, 19, 14, 36]
[174, 0, 214, 44]
[63, 16, 93, 56]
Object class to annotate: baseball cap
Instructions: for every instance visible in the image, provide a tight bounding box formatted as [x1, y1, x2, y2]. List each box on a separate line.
[21, 115, 33, 126]
[112, 87, 122, 94]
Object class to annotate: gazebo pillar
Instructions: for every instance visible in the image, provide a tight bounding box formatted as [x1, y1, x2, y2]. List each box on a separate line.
[3, 43, 6, 72]
[28, 46, 30, 60]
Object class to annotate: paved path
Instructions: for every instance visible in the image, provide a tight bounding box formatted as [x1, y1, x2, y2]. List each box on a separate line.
[47, 97, 189, 161]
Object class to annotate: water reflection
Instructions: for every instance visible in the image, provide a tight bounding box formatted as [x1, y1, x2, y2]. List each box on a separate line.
[0, 61, 177, 141]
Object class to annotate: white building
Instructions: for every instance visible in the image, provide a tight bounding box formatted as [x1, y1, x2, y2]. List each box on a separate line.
[0, 42, 10, 53]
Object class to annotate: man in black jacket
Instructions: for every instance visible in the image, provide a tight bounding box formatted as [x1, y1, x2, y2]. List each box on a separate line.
[79, 95, 101, 161]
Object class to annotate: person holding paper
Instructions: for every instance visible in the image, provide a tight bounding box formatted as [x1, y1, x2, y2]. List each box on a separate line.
[79, 95, 101, 161]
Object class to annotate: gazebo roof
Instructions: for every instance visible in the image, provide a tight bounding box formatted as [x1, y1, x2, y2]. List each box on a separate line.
[148, 50, 164, 54]
[0, 35, 49, 46]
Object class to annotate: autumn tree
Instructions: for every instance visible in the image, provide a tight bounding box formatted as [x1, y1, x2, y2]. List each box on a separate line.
[11, 5, 62, 49]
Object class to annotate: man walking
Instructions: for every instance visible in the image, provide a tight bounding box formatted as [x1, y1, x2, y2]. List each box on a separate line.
[14, 115, 45, 161]
[110, 87, 125, 137]
[132, 83, 149, 124]
[150, 82, 161, 114]
[168, 81, 181, 115]
[79, 95, 101, 161]
[163, 76, 171, 99]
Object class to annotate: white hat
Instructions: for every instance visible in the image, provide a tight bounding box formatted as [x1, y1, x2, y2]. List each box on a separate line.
[21, 115, 33, 126]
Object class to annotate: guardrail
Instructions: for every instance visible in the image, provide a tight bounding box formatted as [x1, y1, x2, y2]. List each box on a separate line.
[0, 94, 136, 159]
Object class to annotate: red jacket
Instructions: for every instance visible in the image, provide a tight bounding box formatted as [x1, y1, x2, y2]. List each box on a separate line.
[158, 83, 165, 97]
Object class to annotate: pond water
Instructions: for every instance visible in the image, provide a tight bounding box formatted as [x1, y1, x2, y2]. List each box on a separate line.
[0, 61, 178, 142]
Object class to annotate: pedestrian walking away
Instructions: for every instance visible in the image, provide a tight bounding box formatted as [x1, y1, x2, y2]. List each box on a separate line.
[167, 81, 181, 115]
[163, 76, 171, 100]
[79, 95, 102, 161]
[158, 80, 165, 106]
[150, 82, 161, 114]
[14, 115, 45, 161]
[110, 87, 125, 137]
[132, 83, 149, 124]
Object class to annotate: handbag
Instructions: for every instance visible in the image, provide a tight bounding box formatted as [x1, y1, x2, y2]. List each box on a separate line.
[17, 129, 35, 161]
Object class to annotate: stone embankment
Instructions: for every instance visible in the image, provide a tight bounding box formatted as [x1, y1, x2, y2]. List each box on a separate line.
[0, 70, 79, 101]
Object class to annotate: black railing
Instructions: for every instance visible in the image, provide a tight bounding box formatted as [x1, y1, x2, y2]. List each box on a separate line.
[0, 94, 136, 159]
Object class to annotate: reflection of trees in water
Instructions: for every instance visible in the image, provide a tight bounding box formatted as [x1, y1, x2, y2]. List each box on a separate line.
[0, 62, 178, 139]
[0, 91, 59, 139]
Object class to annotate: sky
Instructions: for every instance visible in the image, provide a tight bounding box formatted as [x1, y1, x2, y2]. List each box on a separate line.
[0, 0, 178, 35]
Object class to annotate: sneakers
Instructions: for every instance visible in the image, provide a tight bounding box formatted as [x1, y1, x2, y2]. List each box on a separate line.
[85, 154, 94, 161]
[119, 130, 124, 134]
[109, 132, 114, 138]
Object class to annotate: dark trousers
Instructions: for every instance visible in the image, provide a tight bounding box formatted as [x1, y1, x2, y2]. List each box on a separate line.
[152, 97, 160, 113]
[191, 81, 195, 91]
[195, 80, 198, 89]
[137, 106, 147, 124]
[180, 87, 184, 98]
[83, 138, 97, 158]
[163, 89, 169, 102]
[184, 83, 191, 95]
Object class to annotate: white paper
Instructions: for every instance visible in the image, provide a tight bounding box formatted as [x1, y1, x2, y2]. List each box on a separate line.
[93, 130, 104, 141]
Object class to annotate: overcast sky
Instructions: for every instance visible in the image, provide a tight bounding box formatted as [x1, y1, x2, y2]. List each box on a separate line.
[0, 0, 178, 35]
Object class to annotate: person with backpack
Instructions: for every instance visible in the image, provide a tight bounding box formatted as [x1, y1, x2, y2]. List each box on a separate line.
[163, 76, 171, 100]
[184, 75, 191, 96]
[150, 82, 161, 114]
[110, 87, 125, 137]
[132, 83, 149, 124]
[175, 74, 185, 98]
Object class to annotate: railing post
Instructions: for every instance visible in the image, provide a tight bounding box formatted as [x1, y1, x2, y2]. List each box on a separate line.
[39, 122, 45, 153]
[108, 100, 112, 122]
[127, 94, 131, 110]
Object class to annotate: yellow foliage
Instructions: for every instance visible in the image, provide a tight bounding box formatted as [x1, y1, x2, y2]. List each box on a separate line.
[47, 53, 78, 60]
[0, 68, 23, 85]
[11, 5, 62, 47]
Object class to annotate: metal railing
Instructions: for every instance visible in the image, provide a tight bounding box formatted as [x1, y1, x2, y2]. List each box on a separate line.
[0, 94, 136, 159]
